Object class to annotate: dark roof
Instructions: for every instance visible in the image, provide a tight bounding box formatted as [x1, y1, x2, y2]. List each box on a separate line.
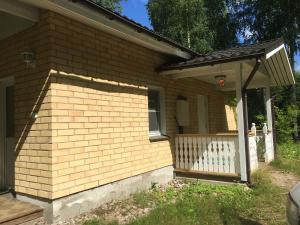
[77, 0, 200, 57]
[159, 38, 285, 71]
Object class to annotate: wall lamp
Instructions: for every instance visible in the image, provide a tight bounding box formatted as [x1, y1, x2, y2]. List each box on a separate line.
[21, 51, 36, 68]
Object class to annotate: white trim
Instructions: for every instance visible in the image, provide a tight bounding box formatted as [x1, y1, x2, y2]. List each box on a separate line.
[148, 86, 166, 137]
[282, 47, 295, 84]
[20, 0, 191, 59]
[0, 0, 39, 21]
[265, 44, 285, 59]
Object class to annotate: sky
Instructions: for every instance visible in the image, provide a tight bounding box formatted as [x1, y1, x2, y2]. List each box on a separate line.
[121, 0, 300, 72]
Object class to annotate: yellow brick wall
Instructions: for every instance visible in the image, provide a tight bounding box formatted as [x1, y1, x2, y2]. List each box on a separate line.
[224, 93, 237, 130]
[0, 11, 236, 200]
[47, 12, 231, 199]
[0, 11, 53, 199]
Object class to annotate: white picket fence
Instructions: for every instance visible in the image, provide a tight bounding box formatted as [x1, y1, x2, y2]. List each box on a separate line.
[175, 134, 240, 175]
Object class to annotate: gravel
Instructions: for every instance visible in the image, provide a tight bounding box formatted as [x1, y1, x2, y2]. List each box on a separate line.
[32, 179, 187, 225]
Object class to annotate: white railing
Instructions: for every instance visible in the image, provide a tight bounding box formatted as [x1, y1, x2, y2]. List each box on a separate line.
[251, 123, 274, 164]
[248, 134, 259, 171]
[175, 134, 240, 175]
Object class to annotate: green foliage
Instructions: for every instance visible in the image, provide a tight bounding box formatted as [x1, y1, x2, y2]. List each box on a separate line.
[271, 72, 300, 142]
[132, 191, 153, 208]
[128, 182, 253, 225]
[256, 136, 266, 160]
[246, 89, 266, 128]
[83, 175, 288, 225]
[272, 142, 300, 176]
[82, 219, 102, 225]
[229, 0, 300, 64]
[147, 0, 237, 53]
[275, 106, 298, 143]
[91, 0, 125, 13]
[229, 1, 300, 140]
[82, 218, 118, 225]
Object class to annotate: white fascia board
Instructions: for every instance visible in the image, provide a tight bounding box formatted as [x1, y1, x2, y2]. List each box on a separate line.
[159, 60, 248, 76]
[0, 0, 39, 21]
[265, 44, 285, 59]
[20, 0, 191, 59]
[282, 47, 295, 84]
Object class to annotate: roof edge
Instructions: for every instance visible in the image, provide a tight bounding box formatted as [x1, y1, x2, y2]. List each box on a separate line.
[159, 38, 286, 72]
[158, 53, 265, 72]
[77, 0, 200, 57]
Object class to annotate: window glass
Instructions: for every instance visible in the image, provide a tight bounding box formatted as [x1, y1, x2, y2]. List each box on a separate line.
[6, 86, 14, 138]
[148, 89, 161, 135]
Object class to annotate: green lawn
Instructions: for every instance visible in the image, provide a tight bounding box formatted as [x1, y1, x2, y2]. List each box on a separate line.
[83, 170, 287, 225]
[272, 142, 300, 176]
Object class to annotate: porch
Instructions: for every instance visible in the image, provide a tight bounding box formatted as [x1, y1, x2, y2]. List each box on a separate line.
[174, 125, 273, 179]
[159, 38, 295, 182]
[0, 195, 43, 225]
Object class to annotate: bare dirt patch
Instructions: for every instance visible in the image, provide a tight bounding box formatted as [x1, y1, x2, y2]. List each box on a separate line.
[264, 165, 299, 190]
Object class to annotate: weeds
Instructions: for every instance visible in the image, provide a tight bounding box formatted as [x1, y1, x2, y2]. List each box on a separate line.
[83, 170, 287, 225]
[272, 142, 300, 176]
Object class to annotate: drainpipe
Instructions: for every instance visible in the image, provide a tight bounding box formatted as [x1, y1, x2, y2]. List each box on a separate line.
[242, 58, 261, 185]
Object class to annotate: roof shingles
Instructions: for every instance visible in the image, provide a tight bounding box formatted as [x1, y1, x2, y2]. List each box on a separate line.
[160, 38, 284, 71]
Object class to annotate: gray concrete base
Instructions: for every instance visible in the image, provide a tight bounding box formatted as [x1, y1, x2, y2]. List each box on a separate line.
[17, 165, 174, 223]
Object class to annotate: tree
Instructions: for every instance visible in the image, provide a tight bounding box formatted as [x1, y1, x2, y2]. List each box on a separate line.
[146, 0, 237, 53]
[229, 0, 300, 140]
[91, 0, 124, 13]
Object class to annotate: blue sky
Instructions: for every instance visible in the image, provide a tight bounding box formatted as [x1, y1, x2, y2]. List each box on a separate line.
[121, 0, 300, 72]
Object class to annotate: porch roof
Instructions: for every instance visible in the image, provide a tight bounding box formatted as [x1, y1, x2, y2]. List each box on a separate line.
[159, 38, 295, 90]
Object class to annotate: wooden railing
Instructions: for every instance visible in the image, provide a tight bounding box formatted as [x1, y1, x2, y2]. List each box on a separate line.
[175, 134, 240, 176]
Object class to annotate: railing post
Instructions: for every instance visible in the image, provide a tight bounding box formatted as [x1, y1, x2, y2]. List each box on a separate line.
[251, 123, 257, 136]
[263, 123, 268, 135]
[263, 123, 272, 162]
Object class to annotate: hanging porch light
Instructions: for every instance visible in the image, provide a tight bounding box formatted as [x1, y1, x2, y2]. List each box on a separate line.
[215, 75, 226, 87]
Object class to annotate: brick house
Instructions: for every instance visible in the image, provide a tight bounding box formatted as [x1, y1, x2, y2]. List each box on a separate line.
[0, 0, 295, 223]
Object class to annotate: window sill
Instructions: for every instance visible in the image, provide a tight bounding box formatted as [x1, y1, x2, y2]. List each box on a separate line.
[149, 135, 169, 142]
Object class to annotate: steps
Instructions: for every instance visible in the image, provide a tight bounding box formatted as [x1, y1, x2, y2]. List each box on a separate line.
[0, 196, 43, 225]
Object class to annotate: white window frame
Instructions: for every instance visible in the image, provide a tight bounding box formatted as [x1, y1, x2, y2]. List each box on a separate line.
[148, 86, 166, 137]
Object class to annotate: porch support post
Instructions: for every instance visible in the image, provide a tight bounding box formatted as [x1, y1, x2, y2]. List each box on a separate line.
[235, 63, 247, 182]
[264, 82, 275, 161]
[265, 85, 273, 130]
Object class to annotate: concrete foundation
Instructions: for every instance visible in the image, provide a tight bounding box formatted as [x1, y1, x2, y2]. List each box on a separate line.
[17, 165, 174, 223]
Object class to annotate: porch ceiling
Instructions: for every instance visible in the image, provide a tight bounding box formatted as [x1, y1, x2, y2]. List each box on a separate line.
[0, 0, 38, 41]
[159, 38, 295, 91]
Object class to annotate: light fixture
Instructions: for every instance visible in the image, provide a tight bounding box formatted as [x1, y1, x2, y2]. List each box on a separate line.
[215, 75, 226, 87]
[21, 51, 35, 68]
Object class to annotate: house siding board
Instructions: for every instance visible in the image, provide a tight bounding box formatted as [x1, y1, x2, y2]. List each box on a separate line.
[0, 11, 235, 200]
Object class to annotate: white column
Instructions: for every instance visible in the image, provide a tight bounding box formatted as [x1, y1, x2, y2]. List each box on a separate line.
[235, 63, 247, 182]
[265, 85, 273, 130]
[265, 84, 275, 162]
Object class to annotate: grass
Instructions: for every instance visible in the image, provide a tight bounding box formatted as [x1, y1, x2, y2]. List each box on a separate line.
[271, 142, 300, 176]
[83, 170, 287, 225]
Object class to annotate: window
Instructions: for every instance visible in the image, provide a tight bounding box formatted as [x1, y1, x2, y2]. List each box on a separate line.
[148, 87, 165, 137]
